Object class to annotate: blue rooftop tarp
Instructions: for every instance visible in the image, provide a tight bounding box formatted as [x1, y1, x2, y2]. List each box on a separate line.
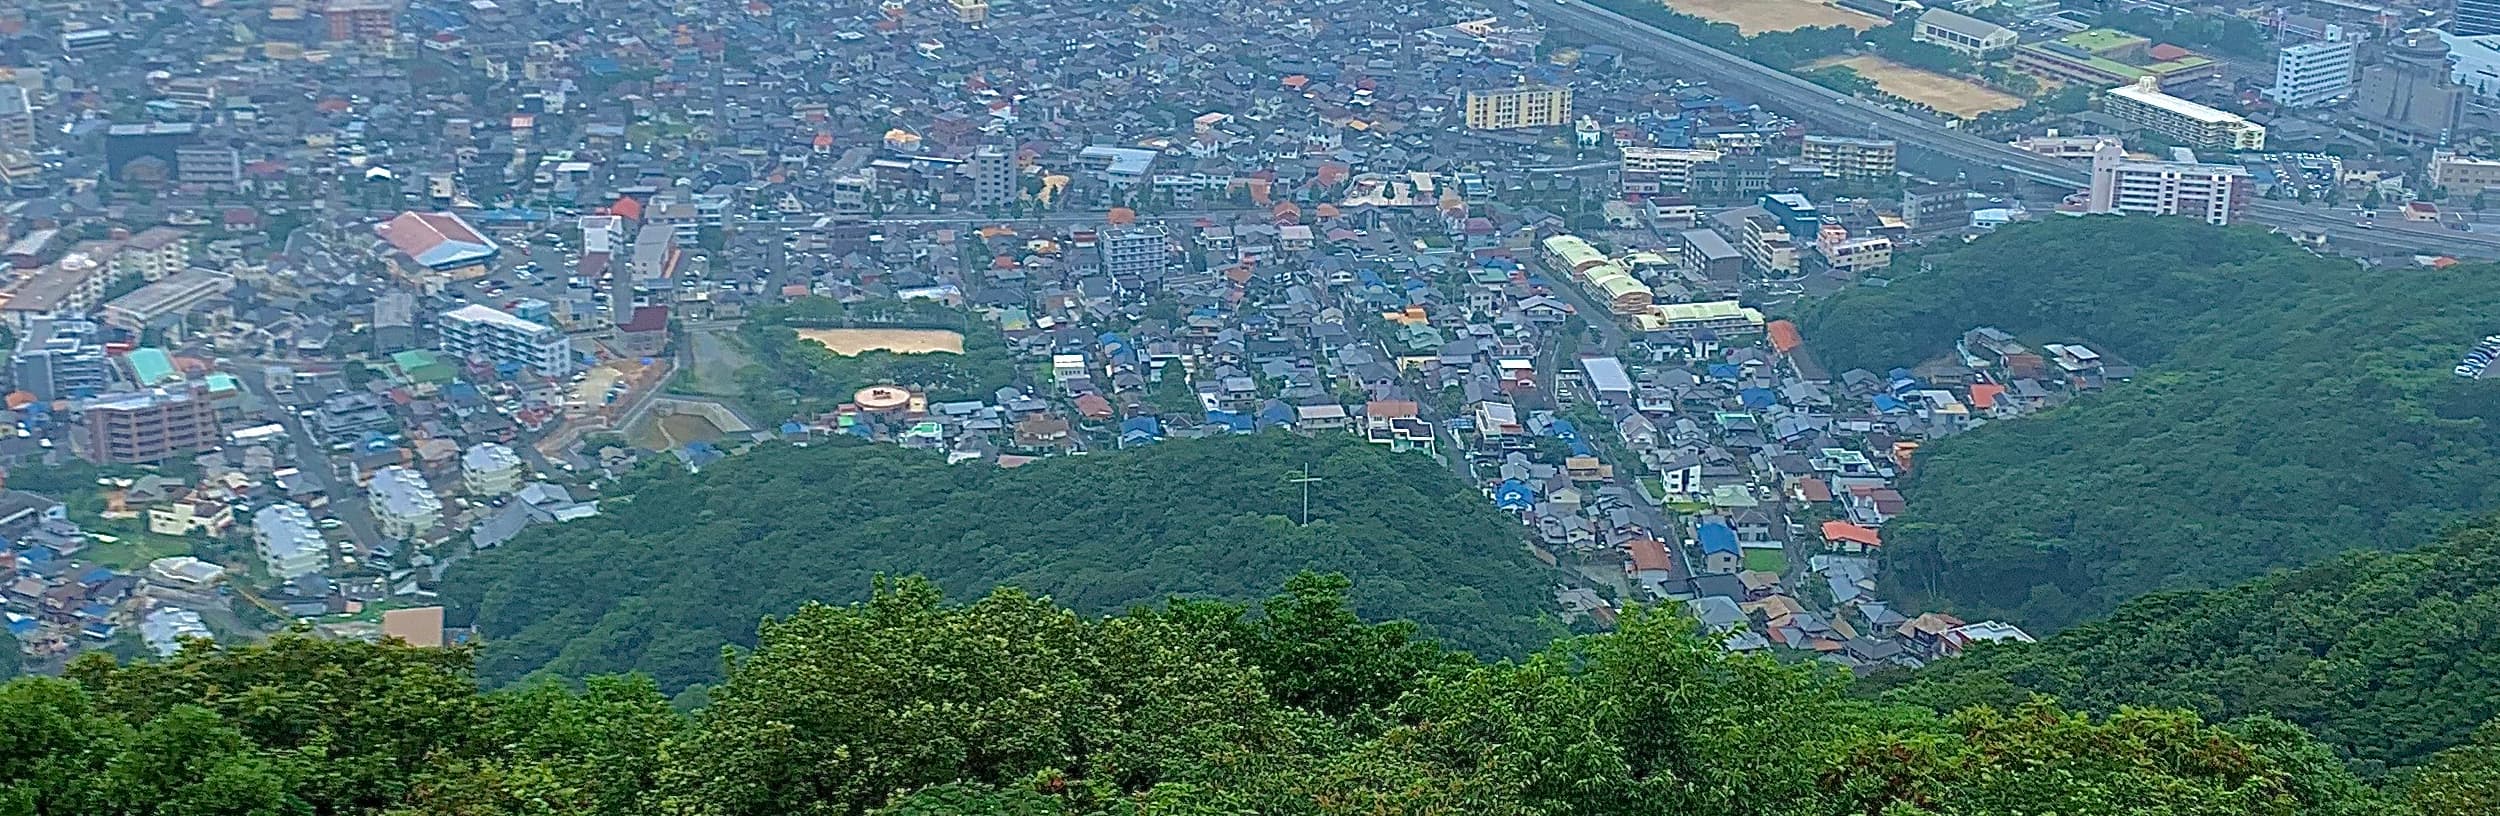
[1493, 479, 1536, 511]
[1697, 522, 1740, 555]
[1707, 363, 1742, 380]
[1739, 388, 1777, 409]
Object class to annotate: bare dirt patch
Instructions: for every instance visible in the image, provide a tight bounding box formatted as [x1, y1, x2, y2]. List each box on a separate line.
[1664, 0, 1883, 34]
[1807, 55, 2027, 119]
[794, 328, 966, 355]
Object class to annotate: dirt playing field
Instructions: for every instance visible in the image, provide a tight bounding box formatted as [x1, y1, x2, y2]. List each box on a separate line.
[1808, 55, 2027, 119]
[795, 328, 965, 355]
[1665, 0, 1883, 34]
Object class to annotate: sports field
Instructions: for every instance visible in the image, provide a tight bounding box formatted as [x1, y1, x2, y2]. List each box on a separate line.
[1808, 55, 2026, 119]
[1664, 0, 1883, 34]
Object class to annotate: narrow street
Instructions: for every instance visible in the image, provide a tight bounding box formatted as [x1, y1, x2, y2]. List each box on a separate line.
[225, 361, 386, 555]
[1539, 264, 1691, 584]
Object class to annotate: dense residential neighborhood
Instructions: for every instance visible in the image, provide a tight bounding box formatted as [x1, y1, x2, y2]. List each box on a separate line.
[1, 0, 2488, 671]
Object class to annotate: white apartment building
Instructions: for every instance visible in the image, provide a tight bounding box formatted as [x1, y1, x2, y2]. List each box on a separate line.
[1098, 224, 1168, 280]
[369, 466, 443, 541]
[439, 303, 576, 377]
[2266, 39, 2358, 108]
[2084, 142, 2250, 225]
[2104, 78, 2267, 151]
[253, 502, 327, 580]
[1620, 147, 1722, 194]
[461, 442, 527, 497]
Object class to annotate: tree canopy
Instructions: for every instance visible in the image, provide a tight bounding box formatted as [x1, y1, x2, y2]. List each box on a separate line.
[5, 575, 2481, 816]
[1801, 216, 2500, 630]
[439, 434, 1558, 692]
[1865, 516, 2500, 774]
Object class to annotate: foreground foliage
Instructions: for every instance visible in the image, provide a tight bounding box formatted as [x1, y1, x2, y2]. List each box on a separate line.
[440, 435, 1556, 691]
[7, 576, 2485, 815]
[1801, 216, 2500, 630]
[1869, 518, 2500, 773]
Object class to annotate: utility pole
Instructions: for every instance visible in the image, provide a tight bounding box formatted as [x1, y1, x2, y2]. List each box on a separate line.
[1288, 465, 1322, 526]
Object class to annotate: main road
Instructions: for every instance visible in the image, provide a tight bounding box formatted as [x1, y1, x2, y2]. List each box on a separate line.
[1537, 0, 2500, 259]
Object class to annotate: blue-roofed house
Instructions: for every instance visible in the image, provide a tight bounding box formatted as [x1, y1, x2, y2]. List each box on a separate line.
[1739, 387, 1777, 409]
[1119, 416, 1162, 447]
[1256, 400, 1296, 429]
[1707, 363, 1742, 380]
[1697, 521, 1742, 574]
[1205, 410, 1255, 433]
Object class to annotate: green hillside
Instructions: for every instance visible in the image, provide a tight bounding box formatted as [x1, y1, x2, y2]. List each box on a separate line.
[1867, 516, 2500, 773]
[439, 434, 1558, 691]
[1802, 216, 2500, 630]
[10, 577, 2487, 816]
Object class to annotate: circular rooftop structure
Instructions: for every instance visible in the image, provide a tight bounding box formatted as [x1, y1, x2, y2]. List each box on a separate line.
[855, 385, 912, 411]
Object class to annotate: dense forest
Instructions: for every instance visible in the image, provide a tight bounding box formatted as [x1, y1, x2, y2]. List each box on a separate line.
[10, 575, 2496, 815]
[439, 435, 1558, 692]
[1801, 217, 2500, 630]
[1866, 517, 2500, 774]
[736, 296, 1022, 415]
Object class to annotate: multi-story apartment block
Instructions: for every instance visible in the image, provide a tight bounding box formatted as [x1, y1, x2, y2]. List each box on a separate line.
[1463, 85, 1572, 130]
[369, 466, 443, 541]
[1739, 214, 1799, 278]
[2084, 142, 2252, 225]
[1099, 225, 1169, 281]
[2266, 39, 2358, 108]
[1800, 135, 1899, 181]
[79, 388, 221, 465]
[11, 318, 108, 401]
[0, 85, 33, 149]
[969, 145, 1016, 207]
[439, 303, 576, 378]
[2104, 78, 2267, 151]
[2431, 150, 2500, 197]
[1619, 147, 1721, 195]
[253, 502, 327, 580]
[461, 442, 527, 497]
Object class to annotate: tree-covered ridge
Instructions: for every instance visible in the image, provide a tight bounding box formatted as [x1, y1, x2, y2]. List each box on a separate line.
[1865, 516, 2500, 773]
[3, 575, 2485, 816]
[439, 434, 1558, 692]
[1800, 216, 2500, 630]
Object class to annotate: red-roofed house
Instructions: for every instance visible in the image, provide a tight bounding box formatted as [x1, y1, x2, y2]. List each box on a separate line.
[1820, 520, 1881, 554]
[612, 306, 670, 358]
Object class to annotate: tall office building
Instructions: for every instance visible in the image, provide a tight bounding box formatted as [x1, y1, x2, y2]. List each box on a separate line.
[1463, 85, 1572, 130]
[2266, 38, 2358, 108]
[2458, 0, 2500, 36]
[2355, 34, 2467, 146]
[439, 303, 576, 378]
[2084, 142, 2251, 226]
[968, 145, 1015, 207]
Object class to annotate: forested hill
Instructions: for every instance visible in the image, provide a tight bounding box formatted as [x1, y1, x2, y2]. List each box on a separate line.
[1802, 216, 2500, 630]
[439, 434, 1557, 692]
[12, 577, 2496, 815]
[1866, 516, 2500, 774]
